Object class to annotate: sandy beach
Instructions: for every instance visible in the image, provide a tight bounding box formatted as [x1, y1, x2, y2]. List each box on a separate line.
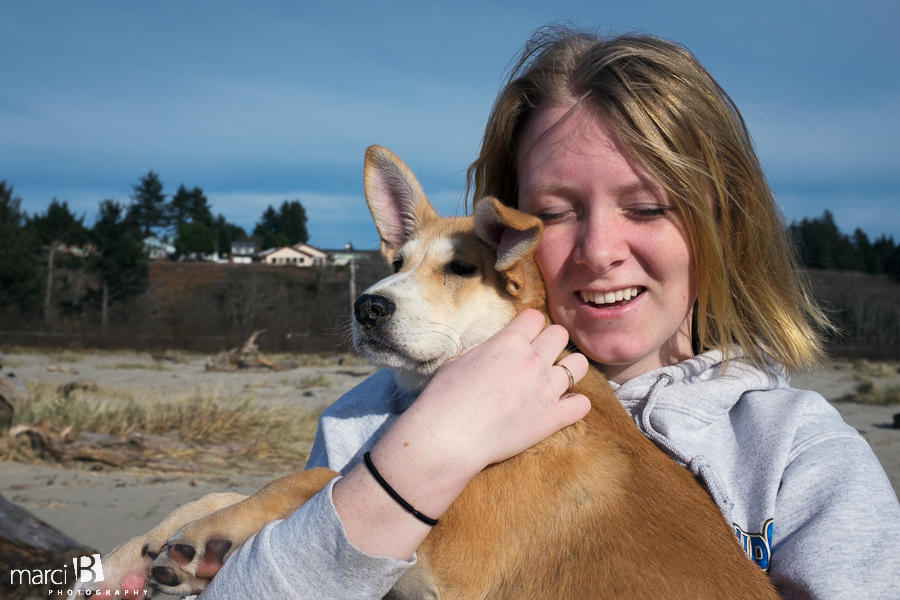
[1, 350, 898, 572]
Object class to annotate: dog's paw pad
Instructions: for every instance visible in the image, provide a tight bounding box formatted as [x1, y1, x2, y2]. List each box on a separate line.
[204, 539, 232, 564]
[168, 543, 196, 565]
[195, 539, 233, 578]
[151, 565, 181, 588]
[120, 572, 151, 596]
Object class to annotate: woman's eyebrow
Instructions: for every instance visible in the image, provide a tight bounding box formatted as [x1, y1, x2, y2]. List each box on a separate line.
[613, 180, 668, 202]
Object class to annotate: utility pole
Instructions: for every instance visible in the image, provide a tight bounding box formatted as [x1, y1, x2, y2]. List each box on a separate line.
[349, 255, 356, 320]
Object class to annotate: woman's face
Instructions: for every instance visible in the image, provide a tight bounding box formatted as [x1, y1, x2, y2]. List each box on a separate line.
[517, 104, 697, 383]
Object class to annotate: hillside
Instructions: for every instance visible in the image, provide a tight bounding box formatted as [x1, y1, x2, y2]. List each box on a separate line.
[0, 259, 391, 353]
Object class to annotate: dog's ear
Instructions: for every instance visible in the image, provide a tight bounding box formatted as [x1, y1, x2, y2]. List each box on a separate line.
[364, 146, 439, 256]
[474, 197, 543, 272]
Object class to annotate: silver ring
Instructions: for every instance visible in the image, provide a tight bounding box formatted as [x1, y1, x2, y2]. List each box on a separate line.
[556, 363, 575, 392]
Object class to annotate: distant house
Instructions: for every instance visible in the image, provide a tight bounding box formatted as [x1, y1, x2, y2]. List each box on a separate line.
[230, 240, 257, 264]
[327, 243, 381, 266]
[259, 246, 318, 267]
[291, 243, 330, 266]
[143, 236, 175, 260]
[257, 243, 332, 267]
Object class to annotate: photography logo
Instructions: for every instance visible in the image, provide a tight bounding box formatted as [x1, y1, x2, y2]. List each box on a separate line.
[8, 553, 103, 588]
[73, 554, 105, 584]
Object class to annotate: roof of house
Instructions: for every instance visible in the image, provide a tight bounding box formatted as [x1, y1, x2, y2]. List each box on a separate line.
[291, 242, 330, 258]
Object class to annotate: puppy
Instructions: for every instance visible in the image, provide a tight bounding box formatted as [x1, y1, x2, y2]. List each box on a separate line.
[74, 146, 777, 599]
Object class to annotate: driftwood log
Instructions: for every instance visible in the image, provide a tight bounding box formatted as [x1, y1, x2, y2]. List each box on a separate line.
[8, 422, 200, 472]
[204, 330, 298, 372]
[0, 493, 96, 599]
[0, 372, 27, 427]
[205, 330, 266, 372]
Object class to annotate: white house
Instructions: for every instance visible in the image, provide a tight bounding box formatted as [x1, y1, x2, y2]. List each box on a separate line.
[143, 236, 175, 260]
[327, 243, 380, 266]
[230, 240, 257, 264]
[291, 243, 330, 266]
[259, 246, 315, 266]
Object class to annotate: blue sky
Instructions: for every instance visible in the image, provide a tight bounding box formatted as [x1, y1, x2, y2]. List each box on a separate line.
[2, 0, 898, 250]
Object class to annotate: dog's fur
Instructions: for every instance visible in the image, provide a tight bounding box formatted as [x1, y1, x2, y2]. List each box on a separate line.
[75, 147, 778, 599]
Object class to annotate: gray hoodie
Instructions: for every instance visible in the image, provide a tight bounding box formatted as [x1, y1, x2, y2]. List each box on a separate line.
[200, 351, 900, 599]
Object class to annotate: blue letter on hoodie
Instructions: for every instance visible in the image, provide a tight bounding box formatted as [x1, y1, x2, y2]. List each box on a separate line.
[733, 519, 774, 571]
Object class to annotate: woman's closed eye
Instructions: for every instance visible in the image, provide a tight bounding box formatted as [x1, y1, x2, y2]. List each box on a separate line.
[626, 206, 674, 220]
[534, 208, 576, 224]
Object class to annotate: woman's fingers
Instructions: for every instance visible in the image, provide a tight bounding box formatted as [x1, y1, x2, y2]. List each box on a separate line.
[508, 308, 589, 397]
[553, 351, 589, 393]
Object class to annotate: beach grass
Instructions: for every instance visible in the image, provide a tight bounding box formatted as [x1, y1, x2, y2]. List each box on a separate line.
[840, 379, 900, 406]
[1, 384, 322, 468]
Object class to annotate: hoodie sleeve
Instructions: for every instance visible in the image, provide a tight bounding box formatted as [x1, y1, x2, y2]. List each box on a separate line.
[198, 477, 414, 599]
[770, 428, 900, 600]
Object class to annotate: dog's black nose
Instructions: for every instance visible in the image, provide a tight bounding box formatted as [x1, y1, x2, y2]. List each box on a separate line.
[354, 294, 396, 329]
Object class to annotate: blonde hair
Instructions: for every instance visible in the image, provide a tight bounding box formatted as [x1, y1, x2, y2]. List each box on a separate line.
[468, 26, 830, 372]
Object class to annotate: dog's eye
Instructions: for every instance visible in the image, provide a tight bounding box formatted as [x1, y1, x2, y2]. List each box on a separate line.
[392, 258, 403, 273]
[447, 261, 477, 277]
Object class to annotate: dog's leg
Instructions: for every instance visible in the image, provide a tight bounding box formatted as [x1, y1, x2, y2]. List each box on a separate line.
[70, 492, 247, 598]
[149, 467, 339, 596]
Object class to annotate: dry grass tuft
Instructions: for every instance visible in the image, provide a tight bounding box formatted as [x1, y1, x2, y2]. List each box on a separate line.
[850, 359, 899, 379]
[0, 385, 322, 470]
[298, 374, 332, 388]
[839, 379, 900, 406]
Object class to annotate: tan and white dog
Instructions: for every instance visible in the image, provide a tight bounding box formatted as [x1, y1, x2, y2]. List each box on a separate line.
[75, 146, 777, 599]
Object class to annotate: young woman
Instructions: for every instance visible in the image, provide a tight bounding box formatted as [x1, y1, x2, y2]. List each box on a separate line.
[201, 28, 900, 599]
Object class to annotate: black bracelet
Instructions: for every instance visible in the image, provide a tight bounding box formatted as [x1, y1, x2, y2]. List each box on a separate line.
[363, 451, 439, 527]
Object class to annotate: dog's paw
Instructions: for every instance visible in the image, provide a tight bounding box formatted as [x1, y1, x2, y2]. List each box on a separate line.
[71, 491, 248, 598]
[148, 500, 270, 595]
[69, 537, 158, 598]
[147, 469, 340, 595]
[148, 537, 233, 596]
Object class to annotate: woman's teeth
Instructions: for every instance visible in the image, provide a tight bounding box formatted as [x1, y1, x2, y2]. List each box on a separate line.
[579, 287, 642, 305]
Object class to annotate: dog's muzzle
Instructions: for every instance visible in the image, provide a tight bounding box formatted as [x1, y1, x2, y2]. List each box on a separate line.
[354, 293, 396, 330]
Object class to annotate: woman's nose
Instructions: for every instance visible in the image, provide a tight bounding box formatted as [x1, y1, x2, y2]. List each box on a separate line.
[572, 215, 629, 274]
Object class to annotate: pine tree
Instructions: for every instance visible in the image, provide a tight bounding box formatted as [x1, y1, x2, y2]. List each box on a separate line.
[174, 222, 216, 258]
[852, 228, 880, 274]
[253, 200, 309, 246]
[127, 171, 168, 236]
[790, 210, 860, 271]
[0, 182, 41, 313]
[254, 205, 280, 239]
[169, 184, 213, 230]
[873, 235, 899, 278]
[89, 200, 148, 328]
[278, 200, 309, 245]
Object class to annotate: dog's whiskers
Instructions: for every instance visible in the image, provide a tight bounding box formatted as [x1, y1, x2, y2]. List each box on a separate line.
[430, 322, 462, 356]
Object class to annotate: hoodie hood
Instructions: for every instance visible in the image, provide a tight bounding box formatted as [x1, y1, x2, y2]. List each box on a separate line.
[610, 348, 787, 441]
[606, 348, 799, 523]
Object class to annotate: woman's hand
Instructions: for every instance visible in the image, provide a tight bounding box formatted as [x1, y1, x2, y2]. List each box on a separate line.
[401, 308, 590, 474]
[333, 309, 590, 560]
